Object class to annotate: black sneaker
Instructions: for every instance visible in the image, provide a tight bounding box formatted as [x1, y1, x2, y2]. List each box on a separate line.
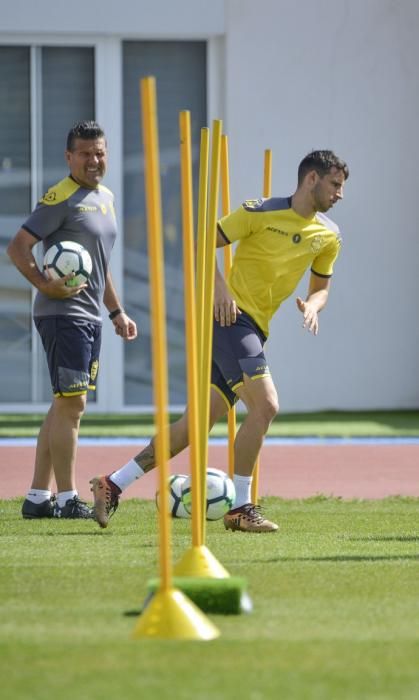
[22, 497, 55, 519]
[53, 496, 93, 519]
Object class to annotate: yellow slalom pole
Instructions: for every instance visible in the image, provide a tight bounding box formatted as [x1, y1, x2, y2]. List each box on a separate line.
[263, 148, 272, 201]
[179, 111, 202, 546]
[195, 128, 210, 379]
[251, 148, 272, 505]
[133, 77, 219, 640]
[220, 134, 236, 480]
[140, 76, 171, 593]
[173, 120, 229, 579]
[199, 119, 223, 541]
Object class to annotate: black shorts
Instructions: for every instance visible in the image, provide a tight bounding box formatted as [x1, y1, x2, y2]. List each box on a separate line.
[211, 310, 270, 407]
[35, 316, 101, 397]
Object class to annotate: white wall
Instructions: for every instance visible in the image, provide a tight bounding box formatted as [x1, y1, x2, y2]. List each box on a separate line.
[1, 0, 418, 411]
[0, 0, 225, 37]
[223, 0, 419, 411]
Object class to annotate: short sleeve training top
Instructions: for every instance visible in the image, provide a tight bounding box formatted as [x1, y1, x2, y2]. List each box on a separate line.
[22, 176, 118, 323]
[217, 197, 342, 336]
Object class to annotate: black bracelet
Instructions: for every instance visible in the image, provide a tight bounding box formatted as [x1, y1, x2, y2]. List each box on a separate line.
[109, 308, 124, 320]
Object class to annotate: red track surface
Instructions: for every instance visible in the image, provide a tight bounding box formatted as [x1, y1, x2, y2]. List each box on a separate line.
[2, 443, 418, 500]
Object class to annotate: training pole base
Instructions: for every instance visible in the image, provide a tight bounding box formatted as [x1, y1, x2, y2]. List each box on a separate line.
[131, 587, 220, 640]
[146, 575, 252, 615]
[173, 544, 230, 578]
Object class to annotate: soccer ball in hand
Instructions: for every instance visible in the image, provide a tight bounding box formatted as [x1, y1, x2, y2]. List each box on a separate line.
[43, 240, 92, 287]
[155, 474, 190, 519]
[181, 468, 236, 521]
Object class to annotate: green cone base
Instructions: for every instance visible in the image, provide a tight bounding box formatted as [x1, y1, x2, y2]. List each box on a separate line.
[145, 576, 252, 615]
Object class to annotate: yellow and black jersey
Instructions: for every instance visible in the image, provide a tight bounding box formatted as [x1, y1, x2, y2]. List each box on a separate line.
[218, 196, 342, 336]
[22, 176, 117, 323]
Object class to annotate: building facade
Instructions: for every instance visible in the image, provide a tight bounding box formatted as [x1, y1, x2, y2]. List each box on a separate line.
[1, 0, 418, 412]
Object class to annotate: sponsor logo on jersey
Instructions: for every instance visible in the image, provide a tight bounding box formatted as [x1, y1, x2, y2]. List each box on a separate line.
[267, 226, 288, 236]
[292, 233, 302, 244]
[76, 205, 98, 212]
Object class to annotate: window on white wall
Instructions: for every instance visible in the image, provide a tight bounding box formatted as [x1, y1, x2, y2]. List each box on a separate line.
[37, 47, 95, 401]
[0, 44, 95, 403]
[0, 46, 32, 402]
[41, 47, 95, 194]
[122, 40, 207, 406]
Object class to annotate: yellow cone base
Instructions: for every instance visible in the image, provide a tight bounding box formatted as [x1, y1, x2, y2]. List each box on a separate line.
[132, 587, 220, 640]
[173, 545, 230, 578]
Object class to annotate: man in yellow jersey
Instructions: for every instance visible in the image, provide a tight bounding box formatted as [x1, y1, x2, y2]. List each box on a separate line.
[90, 149, 348, 532]
[7, 121, 137, 520]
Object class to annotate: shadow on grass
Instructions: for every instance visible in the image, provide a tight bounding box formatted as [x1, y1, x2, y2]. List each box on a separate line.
[8, 530, 157, 543]
[256, 554, 419, 563]
[347, 536, 419, 542]
[0, 528, 108, 537]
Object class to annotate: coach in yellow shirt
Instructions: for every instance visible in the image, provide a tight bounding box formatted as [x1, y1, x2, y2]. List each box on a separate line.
[90, 149, 349, 533]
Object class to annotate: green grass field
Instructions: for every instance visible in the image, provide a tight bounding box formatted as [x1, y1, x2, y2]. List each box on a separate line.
[1, 497, 418, 699]
[1, 409, 419, 438]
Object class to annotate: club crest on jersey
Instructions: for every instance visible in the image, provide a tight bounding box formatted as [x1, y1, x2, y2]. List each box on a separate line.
[311, 235, 323, 253]
[42, 191, 57, 203]
[243, 198, 264, 211]
[292, 233, 301, 244]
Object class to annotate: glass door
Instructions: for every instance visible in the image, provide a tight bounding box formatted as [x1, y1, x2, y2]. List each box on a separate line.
[0, 44, 95, 403]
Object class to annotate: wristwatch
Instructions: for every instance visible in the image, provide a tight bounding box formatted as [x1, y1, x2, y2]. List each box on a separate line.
[108, 308, 124, 320]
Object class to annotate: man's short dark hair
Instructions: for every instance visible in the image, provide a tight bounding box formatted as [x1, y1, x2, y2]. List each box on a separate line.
[298, 150, 349, 185]
[66, 121, 106, 151]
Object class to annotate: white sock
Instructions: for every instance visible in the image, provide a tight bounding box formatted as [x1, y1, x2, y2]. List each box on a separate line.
[57, 490, 77, 507]
[233, 474, 253, 508]
[110, 459, 145, 492]
[26, 489, 51, 504]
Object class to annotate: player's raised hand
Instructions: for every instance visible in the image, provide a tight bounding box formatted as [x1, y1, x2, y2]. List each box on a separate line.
[296, 296, 319, 335]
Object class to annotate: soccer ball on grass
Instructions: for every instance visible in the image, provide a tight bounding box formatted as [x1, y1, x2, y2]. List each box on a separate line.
[155, 474, 190, 519]
[181, 467, 236, 521]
